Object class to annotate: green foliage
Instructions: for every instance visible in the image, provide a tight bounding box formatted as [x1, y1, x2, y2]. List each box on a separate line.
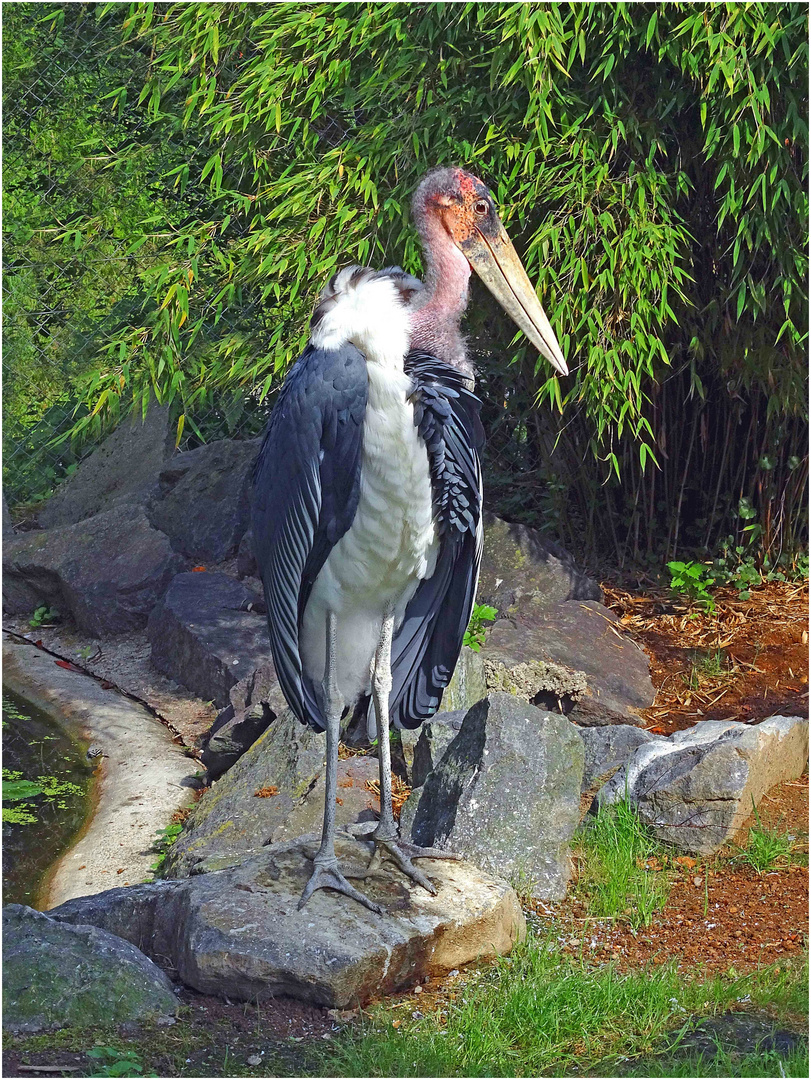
[86, 1046, 153, 1078]
[29, 604, 60, 628]
[463, 603, 498, 652]
[575, 799, 671, 929]
[3, 2, 808, 565]
[2, 767, 85, 825]
[148, 820, 184, 877]
[667, 561, 717, 614]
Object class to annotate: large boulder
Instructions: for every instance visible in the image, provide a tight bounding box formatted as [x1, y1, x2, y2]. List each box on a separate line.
[147, 571, 269, 707]
[49, 840, 525, 1008]
[480, 605, 655, 726]
[477, 512, 601, 617]
[3, 493, 13, 535]
[37, 405, 175, 529]
[441, 644, 488, 713]
[237, 528, 259, 579]
[200, 660, 289, 780]
[2, 905, 178, 1033]
[601, 715, 809, 853]
[148, 438, 261, 563]
[2, 505, 187, 636]
[401, 693, 584, 899]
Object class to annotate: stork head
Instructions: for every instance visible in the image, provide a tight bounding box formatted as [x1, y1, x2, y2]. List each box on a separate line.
[412, 167, 567, 375]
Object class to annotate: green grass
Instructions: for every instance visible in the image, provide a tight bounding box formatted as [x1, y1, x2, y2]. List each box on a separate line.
[685, 649, 731, 689]
[6, 943, 806, 1077]
[573, 798, 671, 929]
[624, 1043, 809, 1078]
[732, 810, 804, 875]
[316, 934, 808, 1078]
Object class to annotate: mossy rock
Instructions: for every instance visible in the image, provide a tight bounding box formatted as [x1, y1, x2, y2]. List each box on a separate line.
[2, 905, 178, 1033]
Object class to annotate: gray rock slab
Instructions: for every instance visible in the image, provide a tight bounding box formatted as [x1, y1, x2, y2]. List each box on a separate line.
[201, 703, 273, 781]
[49, 839, 526, 1007]
[3, 504, 188, 636]
[3, 635, 197, 907]
[441, 644, 488, 713]
[270, 755, 382, 844]
[403, 693, 584, 899]
[3, 905, 177, 1033]
[671, 1012, 807, 1062]
[579, 724, 665, 792]
[164, 709, 325, 877]
[601, 715, 810, 853]
[38, 405, 174, 529]
[148, 438, 260, 563]
[480, 603, 655, 726]
[478, 512, 601, 617]
[147, 572, 268, 707]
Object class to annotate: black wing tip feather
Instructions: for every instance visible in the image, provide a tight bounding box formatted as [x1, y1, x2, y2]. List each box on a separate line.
[252, 343, 367, 735]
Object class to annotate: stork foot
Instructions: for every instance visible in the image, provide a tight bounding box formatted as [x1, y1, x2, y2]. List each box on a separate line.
[298, 856, 383, 915]
[347, 830, 462, 895]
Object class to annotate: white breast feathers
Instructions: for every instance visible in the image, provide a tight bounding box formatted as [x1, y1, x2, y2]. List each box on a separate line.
[300, 265, 438, 708]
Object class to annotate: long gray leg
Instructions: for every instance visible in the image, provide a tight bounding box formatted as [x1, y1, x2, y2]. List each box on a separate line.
[298, 611, 383, 914]
[352, 606, 461, 894]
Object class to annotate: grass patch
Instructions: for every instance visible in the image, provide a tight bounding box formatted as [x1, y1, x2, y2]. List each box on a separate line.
[624, 1042, 809, 1078]
[573, 798, 670, 929]
[732, 808, 804, 875]
[6, 947, 806, 1078]
[685, 649, 732, 689]
[318, 934, 808, 1078]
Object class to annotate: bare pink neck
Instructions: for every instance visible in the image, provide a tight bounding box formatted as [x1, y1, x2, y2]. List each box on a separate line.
[409, 217, 472, 372]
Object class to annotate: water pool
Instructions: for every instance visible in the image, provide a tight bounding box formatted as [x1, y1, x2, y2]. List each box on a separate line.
[2, 689, 95, 907]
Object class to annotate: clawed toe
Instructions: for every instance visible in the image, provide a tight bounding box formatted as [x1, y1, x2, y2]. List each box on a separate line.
[298, 857, 383, 914]
[349, 836, 459, 895]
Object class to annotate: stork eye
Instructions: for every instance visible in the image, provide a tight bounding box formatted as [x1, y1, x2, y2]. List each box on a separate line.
[474, 199, 489, 216]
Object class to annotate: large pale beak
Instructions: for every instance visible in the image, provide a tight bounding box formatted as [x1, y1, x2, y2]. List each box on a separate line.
[458, 226, 568, 375]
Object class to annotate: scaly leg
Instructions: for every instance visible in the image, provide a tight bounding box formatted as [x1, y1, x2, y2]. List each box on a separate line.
[298, 611, 383, 915]
[352, 606, 461, 894]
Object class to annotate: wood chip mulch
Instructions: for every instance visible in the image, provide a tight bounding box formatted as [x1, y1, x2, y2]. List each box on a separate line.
[601, 579, 808, 735]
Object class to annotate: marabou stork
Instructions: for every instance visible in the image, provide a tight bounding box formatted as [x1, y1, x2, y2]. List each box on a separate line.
[252, 167, 567, 913]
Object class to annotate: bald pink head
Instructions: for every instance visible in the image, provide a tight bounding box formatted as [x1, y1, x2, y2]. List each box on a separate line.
[408, 167, 568, 377]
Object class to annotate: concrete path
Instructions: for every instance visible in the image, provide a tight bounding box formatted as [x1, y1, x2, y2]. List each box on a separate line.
[3, 634, 198, 907]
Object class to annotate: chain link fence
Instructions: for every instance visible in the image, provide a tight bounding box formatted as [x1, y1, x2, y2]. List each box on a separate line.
[2, 3, 265, 511]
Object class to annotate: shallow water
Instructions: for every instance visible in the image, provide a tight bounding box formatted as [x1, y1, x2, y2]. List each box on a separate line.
[2, 689, 94, 907]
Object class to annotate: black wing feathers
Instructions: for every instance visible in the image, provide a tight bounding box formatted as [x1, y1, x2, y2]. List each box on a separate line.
[389, 351, 485, 729]
[251, 344, 367, 730]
